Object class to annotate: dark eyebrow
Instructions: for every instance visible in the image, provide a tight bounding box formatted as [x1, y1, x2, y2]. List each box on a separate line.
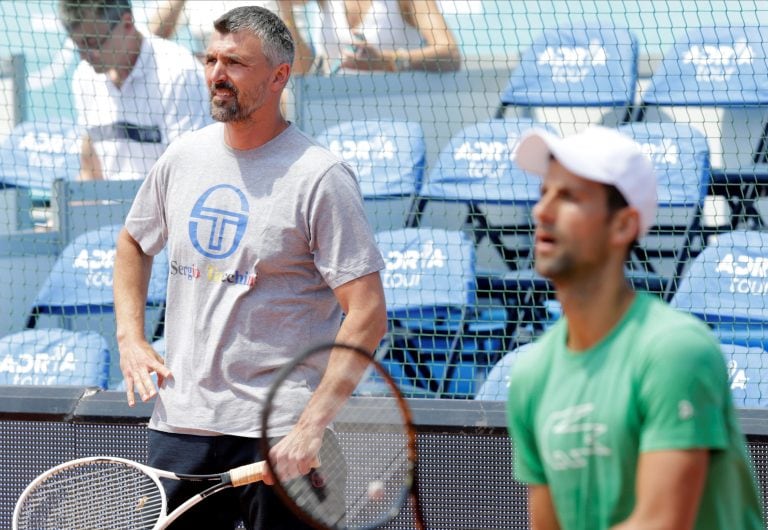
[205, 49, 251, 63]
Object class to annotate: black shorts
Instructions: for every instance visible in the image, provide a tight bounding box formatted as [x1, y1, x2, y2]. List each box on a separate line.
[148, 430, 322, 530]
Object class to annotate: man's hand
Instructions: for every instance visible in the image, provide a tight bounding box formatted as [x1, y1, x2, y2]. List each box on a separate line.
[263, 426, 324, 486]
[118, 340, 171, 407]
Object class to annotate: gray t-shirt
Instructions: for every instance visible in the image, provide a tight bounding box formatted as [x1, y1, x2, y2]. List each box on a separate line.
[125, 122, 385, 437]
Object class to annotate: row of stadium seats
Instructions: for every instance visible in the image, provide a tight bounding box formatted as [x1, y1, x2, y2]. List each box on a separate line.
[0, 114, 755, 396]
[1, 20, 767, 399]
[478, 230, 768, 409]
[309, 20, 768, 398]
[312, 115, 725, 397]
[0, 225, 166, 389]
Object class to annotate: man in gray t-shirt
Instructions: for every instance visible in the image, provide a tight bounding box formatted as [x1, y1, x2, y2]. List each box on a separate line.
[113, 6, 387, 529]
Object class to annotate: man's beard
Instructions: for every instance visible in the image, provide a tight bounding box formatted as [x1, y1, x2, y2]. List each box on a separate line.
[209, 81, 252, 122]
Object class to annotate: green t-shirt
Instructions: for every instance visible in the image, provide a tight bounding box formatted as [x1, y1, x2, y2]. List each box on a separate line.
[506, 292, 764, 530]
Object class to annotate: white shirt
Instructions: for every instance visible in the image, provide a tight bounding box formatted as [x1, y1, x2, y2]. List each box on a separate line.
[72, 32, 211, 180]
[314, 0, 424, 67]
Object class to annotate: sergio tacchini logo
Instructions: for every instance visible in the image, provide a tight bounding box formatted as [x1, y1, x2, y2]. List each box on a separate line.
[188, 184, 249, 259]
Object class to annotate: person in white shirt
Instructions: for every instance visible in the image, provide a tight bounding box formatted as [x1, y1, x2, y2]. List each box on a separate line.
[279, 0, 462, 74]
[60, 0, 211, 181]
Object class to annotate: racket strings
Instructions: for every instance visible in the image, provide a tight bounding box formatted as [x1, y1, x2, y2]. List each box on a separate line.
[342, 431, 411, 523]
[280, 410, 412, 528]
[263, 343, 420, 530]
[16, 463, 163, 530]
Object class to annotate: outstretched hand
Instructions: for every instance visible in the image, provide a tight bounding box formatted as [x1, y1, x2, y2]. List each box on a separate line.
[118, 340, 172, 407]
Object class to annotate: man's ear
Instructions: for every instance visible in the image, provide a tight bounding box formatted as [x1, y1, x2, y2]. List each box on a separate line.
[271, 63, 291, 91]
[611, 207, 642, 247]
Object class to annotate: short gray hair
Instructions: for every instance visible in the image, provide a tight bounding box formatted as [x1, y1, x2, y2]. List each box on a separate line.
[213, 6, 294, 68]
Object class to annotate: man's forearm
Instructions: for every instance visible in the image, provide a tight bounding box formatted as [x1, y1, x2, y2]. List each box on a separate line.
[114, 229, 153, 346]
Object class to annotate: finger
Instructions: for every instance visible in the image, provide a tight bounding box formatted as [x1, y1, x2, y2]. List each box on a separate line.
[262, 466, 274, 486]
[140, 373, 157, 401]
[155, 363, 173, 380]
[132, 369, 154, 402]
[125, 377, 136, 407]
[297, 457, 313, 475]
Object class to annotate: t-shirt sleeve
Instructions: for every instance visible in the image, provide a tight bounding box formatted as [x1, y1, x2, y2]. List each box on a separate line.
[638, 326, 730, 452]
[307, 162, 385, 289]
[124, 159, 169, 256]
[506, 355, 548, 485]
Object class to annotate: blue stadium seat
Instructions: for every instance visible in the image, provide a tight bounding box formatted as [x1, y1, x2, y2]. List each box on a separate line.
[721, 343, 768, 408]
[474, 342, 536, 402]
[671, 230, 768, 349]
[410, 117, 559, 345]
[496, 21, 639, 135]
[0, 120, 80, 202]
[27, 224, 167, 327]
[0, 328, 109, 388]
[0, 224, 168, 389]
[315, 120, 425, 232]
[375, 227, 506, 398]
[411, 117, 551, 276]
[639, 25, 768, 229]
[616, 122, 711, 299]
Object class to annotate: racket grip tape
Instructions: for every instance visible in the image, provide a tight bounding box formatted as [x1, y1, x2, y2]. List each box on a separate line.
[229, 458, 321, 487]
[230, 462, 265, 487]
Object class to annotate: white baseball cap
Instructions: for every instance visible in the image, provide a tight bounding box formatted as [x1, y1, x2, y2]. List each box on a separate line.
[515, 126, 657, 237]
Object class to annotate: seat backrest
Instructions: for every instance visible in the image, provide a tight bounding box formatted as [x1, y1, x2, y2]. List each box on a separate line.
[619, 122, 710, 208]
[376, 227, 476, 316]
[50, 178, 144, 247]
[0, 121, 80, 202]
[31, 223, 168, 319]
[0, 328, 110, 388]
[671, 230, 768, 347]
[423, 118, 543, 205]
[416, 118, 551, 274]
[474, 342, 536, 401]
[316, 120, 425, 232]
[617, 122, 711, 290]
[643, 26, 768, 106]
[641, 25, 768, 171]
[499, 21, 638, 134]
[721, 343, 768, 408]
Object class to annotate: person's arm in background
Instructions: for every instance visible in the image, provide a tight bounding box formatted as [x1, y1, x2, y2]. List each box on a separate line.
[277, 0, 316, 75]
[78, 134, 103, 180]
[147, 0, 186, 39]
[263, 271, 388, 483]
[342, 0, 461, 72]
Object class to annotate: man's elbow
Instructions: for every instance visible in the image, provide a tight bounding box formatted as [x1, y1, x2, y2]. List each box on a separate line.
[370, 304, 389, 343]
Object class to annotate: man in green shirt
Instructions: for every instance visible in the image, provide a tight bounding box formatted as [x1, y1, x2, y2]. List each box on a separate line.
[506, 126, 764, 530]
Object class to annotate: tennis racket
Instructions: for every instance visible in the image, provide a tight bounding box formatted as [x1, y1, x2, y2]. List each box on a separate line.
[261, 342, 425, 530]
[12, 455, 266, 530]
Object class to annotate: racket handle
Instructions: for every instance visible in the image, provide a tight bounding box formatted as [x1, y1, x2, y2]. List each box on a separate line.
[230, 462, 265, 487]
[230, 457, 322, 487]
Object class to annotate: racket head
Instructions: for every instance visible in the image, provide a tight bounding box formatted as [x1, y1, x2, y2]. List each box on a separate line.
[261, 342, 423, 530]
[13, 456, 166, 530]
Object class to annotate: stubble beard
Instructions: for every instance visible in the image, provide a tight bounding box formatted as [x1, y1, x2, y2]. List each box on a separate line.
[534, 250, 574, 282]
[210, 81, 260, 123]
